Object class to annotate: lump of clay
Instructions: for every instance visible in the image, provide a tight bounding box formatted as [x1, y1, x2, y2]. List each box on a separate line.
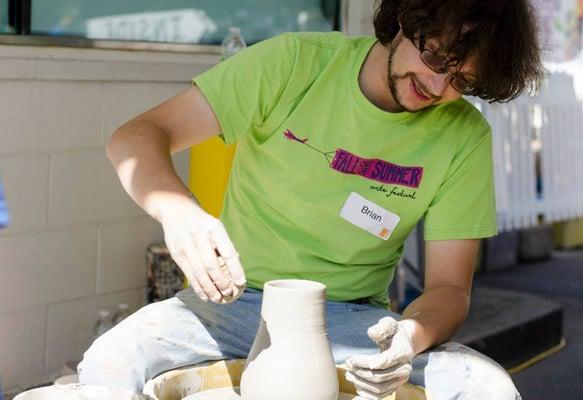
[218, 258, 245, 304]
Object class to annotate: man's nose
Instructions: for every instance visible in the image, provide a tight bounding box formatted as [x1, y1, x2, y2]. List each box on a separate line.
[426, 72, 450, 96]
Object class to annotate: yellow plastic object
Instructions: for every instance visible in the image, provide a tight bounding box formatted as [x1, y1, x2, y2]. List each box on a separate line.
[553, 217, 583, 249]
[143, 359, 430, 400]
[507, 337, 566, 375]
[188, 137, 236, 218]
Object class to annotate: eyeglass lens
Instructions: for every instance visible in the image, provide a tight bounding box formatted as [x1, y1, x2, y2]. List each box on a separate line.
[418, 34, 474, 94]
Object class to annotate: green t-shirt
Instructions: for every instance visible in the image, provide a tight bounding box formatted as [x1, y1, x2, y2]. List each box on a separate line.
[193, 32, 497, 307]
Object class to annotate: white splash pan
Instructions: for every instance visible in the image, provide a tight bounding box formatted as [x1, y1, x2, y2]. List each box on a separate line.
[143, 359, 429, 400]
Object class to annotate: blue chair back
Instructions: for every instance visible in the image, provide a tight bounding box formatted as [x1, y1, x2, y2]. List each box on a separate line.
[0, 180, 10, 229]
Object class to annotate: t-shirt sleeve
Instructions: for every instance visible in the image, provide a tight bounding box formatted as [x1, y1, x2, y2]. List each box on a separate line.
[192, 33, 298, 145]
[423, 130, 497, 240]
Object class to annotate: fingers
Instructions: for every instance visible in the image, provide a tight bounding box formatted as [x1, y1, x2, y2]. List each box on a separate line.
[347, 354, 388, 371]
[163, 210, 245, 304]
[368, 317, 399, 345]
[348, 363, 412, 383]
[171, 251, 207, 301]
[347, 348, 410, 371]
[215, 256, 245, 304]
[346, 369, 410, 398]
[182, 243, 222, 303]
[189, 276, 208, 302]
[194, 234, 233, 298]
[210, 224, 246, 286]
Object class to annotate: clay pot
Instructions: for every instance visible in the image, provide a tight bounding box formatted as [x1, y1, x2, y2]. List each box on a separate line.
[240, 279, 339, 400]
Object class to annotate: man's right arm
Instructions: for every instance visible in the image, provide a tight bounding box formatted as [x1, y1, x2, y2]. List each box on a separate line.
[106, 85, 246, 303]
[107, 85, 219, 221]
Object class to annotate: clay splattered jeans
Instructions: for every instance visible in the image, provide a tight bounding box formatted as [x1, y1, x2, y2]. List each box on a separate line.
[79, 288, 521, 400]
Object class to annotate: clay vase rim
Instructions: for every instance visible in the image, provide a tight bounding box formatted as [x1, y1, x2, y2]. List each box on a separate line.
[262, 279, 327, 322]
[264, 279, 326, 292]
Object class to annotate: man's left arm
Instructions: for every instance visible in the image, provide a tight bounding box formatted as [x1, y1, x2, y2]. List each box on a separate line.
[400, 239, 479, 355]
[345, 239, 479, 399]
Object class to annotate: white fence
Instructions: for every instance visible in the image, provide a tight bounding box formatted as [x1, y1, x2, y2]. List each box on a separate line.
[478, 72, 583, 232]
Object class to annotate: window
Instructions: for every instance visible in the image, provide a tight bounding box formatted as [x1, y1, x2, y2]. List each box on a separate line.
[3, 0, 340, 46]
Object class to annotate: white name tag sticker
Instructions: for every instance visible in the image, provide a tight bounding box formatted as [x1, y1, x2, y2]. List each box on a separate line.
[339, 192, 400, 240]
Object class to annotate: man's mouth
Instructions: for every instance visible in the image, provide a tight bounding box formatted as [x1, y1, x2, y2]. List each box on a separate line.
[410, 78, 430, 101]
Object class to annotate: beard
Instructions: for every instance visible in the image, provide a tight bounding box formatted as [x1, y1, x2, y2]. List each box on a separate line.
[387, 33, 437, 112]
[387, 34, 410, 112]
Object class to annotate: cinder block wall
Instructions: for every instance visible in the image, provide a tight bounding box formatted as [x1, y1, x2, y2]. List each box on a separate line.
[0, 44, 219, 393]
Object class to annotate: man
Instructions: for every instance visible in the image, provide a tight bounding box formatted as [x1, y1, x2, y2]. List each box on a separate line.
[79, 0, 543, 398]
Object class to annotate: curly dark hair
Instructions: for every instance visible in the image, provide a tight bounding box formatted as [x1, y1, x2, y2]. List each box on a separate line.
[373, 0, 545, 103]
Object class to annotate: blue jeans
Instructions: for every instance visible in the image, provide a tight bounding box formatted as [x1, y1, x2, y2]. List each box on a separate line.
[79, 288, 521, 400]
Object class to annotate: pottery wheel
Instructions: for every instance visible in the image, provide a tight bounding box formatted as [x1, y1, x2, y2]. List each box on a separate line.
[182, 387, 357, 399]
[182, 387, 241, 400]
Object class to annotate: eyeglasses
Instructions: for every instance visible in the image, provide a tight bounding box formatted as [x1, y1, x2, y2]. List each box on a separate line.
[417, 33, 476, 96]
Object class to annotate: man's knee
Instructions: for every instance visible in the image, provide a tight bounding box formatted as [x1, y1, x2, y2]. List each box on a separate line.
[460, 346, 521, 400]
[412, 342, 521, 400]
[77, 298, 221, 392]
[78, 327, 146, 392]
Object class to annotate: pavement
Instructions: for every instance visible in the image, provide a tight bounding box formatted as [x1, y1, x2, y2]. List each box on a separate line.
[472, 248, 583, 400]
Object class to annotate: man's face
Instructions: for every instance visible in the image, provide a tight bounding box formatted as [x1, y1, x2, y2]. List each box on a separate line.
[387, 30, 477, 112]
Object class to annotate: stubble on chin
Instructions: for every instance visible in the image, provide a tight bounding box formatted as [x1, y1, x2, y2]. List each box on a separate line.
[387, 33, 438, 113]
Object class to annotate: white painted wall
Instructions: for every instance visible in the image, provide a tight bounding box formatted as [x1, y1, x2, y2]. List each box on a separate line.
[341, 0, 376, 37]
[0, 44, 219, 394]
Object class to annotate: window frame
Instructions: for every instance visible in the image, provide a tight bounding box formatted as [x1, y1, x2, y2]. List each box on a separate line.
[8, 0, 31, 34]
[3, 0, 341, 54]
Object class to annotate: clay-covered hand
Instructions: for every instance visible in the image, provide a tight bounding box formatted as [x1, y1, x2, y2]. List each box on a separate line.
[345, 317, 414, 399]
[162, 203, 246, 304]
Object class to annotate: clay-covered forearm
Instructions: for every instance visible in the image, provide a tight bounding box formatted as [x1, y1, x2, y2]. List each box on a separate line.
[106, 120, 200, 224]
[400, 285, 471, 355]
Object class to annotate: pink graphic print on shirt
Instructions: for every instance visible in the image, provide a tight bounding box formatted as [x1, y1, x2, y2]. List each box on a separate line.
[283, 129, 423, 189]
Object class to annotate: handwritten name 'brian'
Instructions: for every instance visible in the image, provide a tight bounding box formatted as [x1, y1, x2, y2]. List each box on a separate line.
[361, 206, 382, 222]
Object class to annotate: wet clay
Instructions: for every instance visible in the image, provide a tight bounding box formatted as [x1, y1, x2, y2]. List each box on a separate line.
[183, 388, 357, 400]
[217, 258, 244, 304]
[240, 279, 339, 400]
